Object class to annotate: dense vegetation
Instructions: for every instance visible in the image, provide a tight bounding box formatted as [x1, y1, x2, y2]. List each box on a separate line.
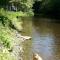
[33, 0, 60, 18]
[0, 0, 60, 17]
[0, 0, 34, 60]
[0, 0, 60, 60]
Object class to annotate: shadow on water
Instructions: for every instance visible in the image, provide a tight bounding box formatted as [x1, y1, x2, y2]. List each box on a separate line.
[21, 17, 32, 60]
[33, 17, 60, 23]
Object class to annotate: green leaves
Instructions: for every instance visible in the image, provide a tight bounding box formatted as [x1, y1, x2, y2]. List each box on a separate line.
[0, 48, 15, 60]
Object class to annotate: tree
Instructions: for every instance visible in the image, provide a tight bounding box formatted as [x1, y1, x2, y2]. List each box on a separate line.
[41, 0, 60, 17]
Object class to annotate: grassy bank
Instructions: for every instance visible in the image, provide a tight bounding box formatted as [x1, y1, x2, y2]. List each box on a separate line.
[0, 8, 34, 60]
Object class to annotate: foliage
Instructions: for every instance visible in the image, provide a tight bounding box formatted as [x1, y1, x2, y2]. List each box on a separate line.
[0, 48, 15, 60]
[0, 8, 21, 48]
[40, 0, 60, 17]
[0, 0, 34, 60]
[0, 8, 23, 60]
[0, 26, 13, 48]
[0, 0, 10, 5]
[0, 0, 34, 14]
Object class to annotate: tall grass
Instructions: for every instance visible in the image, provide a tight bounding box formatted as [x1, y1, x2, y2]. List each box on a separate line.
[0, 8, 23, 60]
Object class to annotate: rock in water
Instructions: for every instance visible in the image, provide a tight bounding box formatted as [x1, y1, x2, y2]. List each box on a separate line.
[33, 53, 42, 60]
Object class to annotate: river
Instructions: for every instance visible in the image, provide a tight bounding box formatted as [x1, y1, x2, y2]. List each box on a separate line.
[21, 17, 60, 60]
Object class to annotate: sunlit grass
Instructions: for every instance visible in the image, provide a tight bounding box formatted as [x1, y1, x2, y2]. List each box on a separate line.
[0, 8, 33, 60]
[0, 48, 16, 60]
[0, 8, 23, 60]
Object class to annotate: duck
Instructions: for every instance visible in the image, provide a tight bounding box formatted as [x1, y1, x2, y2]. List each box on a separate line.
[33, 53, 42, 60]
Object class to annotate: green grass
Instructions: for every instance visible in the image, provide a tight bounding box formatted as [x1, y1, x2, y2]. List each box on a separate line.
[0, 8, 23, 60]
[0, 8, 34, 18]
[0, 48, 16, 60]
[0, 9, 22, 49]
[0, 8, 34, 60]
[0, 26, 13, 48]
[0, 27, 16, 60]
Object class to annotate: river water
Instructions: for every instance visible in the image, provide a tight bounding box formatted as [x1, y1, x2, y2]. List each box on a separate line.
[22, 17, 60, 60]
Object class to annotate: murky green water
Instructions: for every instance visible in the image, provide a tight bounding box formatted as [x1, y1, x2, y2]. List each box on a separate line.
[22, 17, 60, 60]
[21, 17, 32, 60]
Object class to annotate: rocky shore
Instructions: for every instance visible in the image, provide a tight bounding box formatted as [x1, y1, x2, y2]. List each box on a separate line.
[10, 31, 31, 60]
[0, 29, 31, 60]
[7, 29, 31, 60]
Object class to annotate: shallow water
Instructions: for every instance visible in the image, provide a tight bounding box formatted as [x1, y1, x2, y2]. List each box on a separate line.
[22, 17, 60, 60]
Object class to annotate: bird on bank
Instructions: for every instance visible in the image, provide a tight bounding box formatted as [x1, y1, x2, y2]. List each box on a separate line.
[20, 36, 31, 40]
[15, 31, 31, 41]
[33, 53, 42, 60]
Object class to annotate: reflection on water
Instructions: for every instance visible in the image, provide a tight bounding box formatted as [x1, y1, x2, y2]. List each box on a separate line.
[22, 18, 32, 60]
[22, 17, 60, 60]
[32, 18, 60, 60]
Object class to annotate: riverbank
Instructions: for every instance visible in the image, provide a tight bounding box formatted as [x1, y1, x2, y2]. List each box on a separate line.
[0, 9, 32, 60]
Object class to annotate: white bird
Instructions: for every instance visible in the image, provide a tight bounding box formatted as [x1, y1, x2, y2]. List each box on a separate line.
[15, 31, 31, 41]
[20, 36, 31, 40]
[33, 53, 42, 60]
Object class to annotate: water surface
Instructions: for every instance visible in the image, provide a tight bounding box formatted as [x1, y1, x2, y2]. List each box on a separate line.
[22, 17, 60, 60]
